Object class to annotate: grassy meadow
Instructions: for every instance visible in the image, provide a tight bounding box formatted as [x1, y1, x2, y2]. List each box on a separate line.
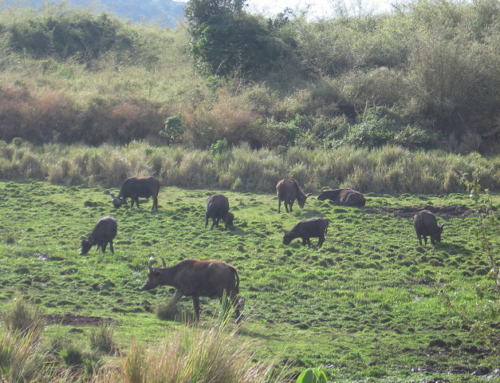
[0, 177, 499, 381]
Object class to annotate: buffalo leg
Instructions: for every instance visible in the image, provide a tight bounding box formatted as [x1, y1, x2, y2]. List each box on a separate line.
[289, 200, 294, 212]
[135, 198, 140, 208]
[205, 214, 209, 229]
[109, 241, 114, 254]
[168, 290, 184, 311]
[192, 296, 201, 321]
[278, 199, 281, 213]
[317, 236, 325, 248]
[284, 201, 290, 213]
[152, 196, 158, 210]
[101, 242, 107, 253]
[417, 235, 422, 246]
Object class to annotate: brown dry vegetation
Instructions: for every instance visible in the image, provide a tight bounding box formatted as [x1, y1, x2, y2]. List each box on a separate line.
[1, 1, 500, 154]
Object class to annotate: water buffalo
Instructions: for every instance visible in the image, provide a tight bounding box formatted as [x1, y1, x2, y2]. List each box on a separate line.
[205, 194, 233, 230]
[413, 210, 445, 245]
[317, 188, 366, 207]
[111, 176, 159, 210]
[143, 258, 241, 322]
[80, 216, 117, 255]
[276, 178, 312, 213]
[283, 217, 329, 248]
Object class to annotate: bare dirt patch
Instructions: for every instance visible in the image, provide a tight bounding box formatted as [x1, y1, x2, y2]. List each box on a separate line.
[363, 205, 472, 219]
[44, 313, 108, 326]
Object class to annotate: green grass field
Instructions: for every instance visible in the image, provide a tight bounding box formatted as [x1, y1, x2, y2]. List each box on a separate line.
[0, 180, 499, 381]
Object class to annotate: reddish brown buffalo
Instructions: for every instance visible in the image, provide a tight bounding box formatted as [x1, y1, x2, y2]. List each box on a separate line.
[143, 258, 241, 322]
[276, 178, 312, 213]
[413, 210, 445, 245]
[111, 176, 160, 210]
[317, 188, 365, 207]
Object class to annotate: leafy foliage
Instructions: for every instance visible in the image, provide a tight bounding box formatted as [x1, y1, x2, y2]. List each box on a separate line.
[192, 14, 276, 77]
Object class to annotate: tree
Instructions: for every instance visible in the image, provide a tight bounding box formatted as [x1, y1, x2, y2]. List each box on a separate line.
[185, 0, 276, 78]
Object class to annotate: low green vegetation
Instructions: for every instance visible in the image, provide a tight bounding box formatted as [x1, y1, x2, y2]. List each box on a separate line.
[0, 179, 499, 381]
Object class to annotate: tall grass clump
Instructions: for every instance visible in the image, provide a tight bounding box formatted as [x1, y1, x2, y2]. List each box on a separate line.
[89, 322, 116, 354]
[1, 141, 500, 193]
[0, 299, 48, 382]
[0, 298, 45, 335]
[95, 322, 287, 383]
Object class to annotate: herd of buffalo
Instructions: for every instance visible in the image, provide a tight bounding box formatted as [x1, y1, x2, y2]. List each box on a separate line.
[78, 176, 446, 322]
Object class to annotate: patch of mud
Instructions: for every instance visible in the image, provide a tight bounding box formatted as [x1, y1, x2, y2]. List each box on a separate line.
[363, 205, 472, 219]
[44, 313, 108, 326]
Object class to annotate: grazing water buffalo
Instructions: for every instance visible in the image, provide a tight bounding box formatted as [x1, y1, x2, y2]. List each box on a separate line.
[276, 178, 312, 213]
[205, 194, 233, 230]
[413, 210, 445, 245]
[317, 188, 366, 207]
[143, 258, 241, 322]
[283, 217, 329, 248]
[111, 176, 159, 210]
[80, 216, 117, 255]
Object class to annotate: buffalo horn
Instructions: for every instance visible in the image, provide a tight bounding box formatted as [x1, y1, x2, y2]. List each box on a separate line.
[161, 258, 166, 268]
[148, 256, 154, 273]
[306, 193, 312, 197]
[110, 193, 115, 199]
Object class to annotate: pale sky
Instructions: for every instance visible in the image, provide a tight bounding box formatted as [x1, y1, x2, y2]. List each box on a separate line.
[246, 0, 397, 19]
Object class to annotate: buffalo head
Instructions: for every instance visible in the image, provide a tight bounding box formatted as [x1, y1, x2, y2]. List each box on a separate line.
[110, 193, 127, 208]
[297, 193, 312, 209]
[143, 257, 167, 290]
[80, 236, 93, 255]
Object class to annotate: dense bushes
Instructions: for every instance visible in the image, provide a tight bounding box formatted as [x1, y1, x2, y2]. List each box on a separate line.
[1, 1, 500, 153]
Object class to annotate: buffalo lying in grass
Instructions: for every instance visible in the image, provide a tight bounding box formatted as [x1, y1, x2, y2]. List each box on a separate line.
[414, 209, 445, 245]
[205, 194, 234, 230]
[143, 258, 241, 322]
[317, 188, 366, 207]
[276, 178, 312, 213]
[80, 216, 117, 255]
[111, 176, 160, 210]
[283, 217, 329, 248]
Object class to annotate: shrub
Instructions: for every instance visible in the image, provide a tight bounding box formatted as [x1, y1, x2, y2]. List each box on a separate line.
[0, 298, 45, 335]
[89, 322, 115, 354]
[160, 115, 185, 146]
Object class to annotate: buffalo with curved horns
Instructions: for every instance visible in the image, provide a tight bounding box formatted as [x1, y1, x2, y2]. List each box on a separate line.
[276, 178, 312, 213]
[317, 188, 366, 207]
[413, 210, 445, 245]
[143, 258, 242, 322]
[111, 176, 160, 210]
[205, 194, 234, 230]
[283, 217, 329, 248]
[80, 216, 117, 255]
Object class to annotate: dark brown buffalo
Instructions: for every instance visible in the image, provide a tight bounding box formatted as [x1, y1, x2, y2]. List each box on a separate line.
[283, 217, 329, 248]
[413, 210, 445, 245]
[205, 194, 233, 230]
[276, 178, 312, 213]
[80, 216, 117, 255]
[143, 258, 241, 322]
[317, 188, 366, 207]
[111, 176, 160, 210]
